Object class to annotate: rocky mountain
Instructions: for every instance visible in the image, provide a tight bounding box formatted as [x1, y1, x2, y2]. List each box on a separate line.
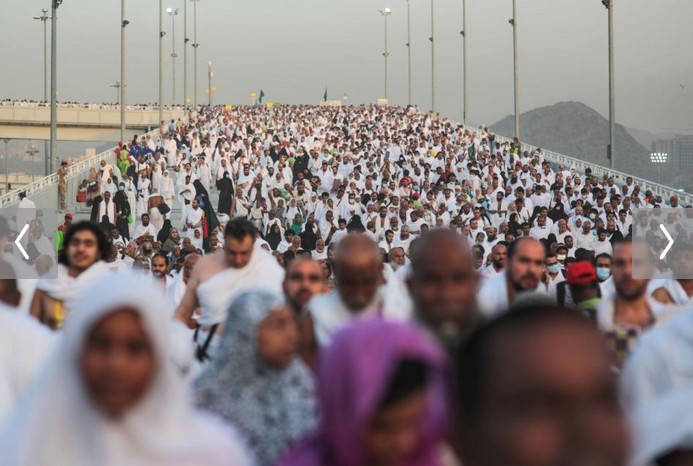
[490, 101, 679, 187]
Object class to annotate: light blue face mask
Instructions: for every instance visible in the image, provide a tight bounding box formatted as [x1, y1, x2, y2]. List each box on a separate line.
[548, 264, 561, 275]
[597, 267, 611, 281]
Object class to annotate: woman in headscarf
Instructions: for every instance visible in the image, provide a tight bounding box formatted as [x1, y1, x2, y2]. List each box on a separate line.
[507, 212, 522, 238]
[116, 142, 130, 178]
[0, 274, 253, 466]
[113, 182, 132, 240]
[193, 179, 220, 253]
[217, 170, 234, 216]
[278, 320, 449, 466]
[265, 223, 283, 251]
[194, 290, 318, 466]
[157, 218, 173, 244]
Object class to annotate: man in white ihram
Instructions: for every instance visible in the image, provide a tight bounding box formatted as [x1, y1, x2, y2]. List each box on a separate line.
[175, 218, 284, 362]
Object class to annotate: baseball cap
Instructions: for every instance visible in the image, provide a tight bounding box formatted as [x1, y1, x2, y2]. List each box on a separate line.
[566, 261, 598, 285]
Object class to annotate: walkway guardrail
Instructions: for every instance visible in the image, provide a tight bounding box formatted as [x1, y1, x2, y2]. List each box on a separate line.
[0, 128, 163, 210]
[464, 126, 693, 206]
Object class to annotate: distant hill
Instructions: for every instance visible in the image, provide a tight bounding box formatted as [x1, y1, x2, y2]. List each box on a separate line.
[490, 101, 679, 186]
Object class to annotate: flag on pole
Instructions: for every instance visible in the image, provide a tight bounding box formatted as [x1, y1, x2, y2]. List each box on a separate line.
[323, 88, 328, 102]
[258, 90, 265, 104]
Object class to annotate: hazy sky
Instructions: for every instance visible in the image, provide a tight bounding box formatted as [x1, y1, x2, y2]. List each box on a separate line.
[2, 0, 692, 134]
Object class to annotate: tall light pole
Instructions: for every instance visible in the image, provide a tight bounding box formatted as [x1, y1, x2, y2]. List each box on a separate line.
[192, 0, 200, 109]
[110, 81, 123, 103]
[167, 7, 179, 106]
[207, 61, 213, 106]
[378, 8, 392, 101]
[33, 8, 50, 176]
[406, 0, 412, 106]
[2, 139, 9, 194]
[604, 0, 616, 169]
[27, 145, 39, 182]
[430, 0, 435, 112]
[120, 0, 128, 144]
[49, 0, 63, 176]
[461, 0, 468, 125]
[510, 0, 520, 140]
[159, 0, 164, 124]
[183, 0, 188, 111]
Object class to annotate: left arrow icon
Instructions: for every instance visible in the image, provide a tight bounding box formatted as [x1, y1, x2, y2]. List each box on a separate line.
[15, 224, 29, 260]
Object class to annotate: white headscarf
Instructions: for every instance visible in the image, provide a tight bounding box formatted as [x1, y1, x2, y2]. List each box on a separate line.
[0, 274, 253, 466]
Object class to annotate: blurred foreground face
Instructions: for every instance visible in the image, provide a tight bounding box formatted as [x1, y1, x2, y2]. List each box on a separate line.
[257, 306, 299, 368]
[613, 242, 650, 299]
[508, 240, 545, 292]
[283, 259, 324, 311]
[462, 321, 629, 466]
[225, 235, 254, 269]
[68, 229, 101, 272]
[334, 241, 382, 311]
[364, 391, 429, 466]
[81, 308, 155, 418]
[408, 235, 478, 339]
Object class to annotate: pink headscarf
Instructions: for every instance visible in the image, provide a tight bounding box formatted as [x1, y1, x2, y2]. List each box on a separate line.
[278, 320, 449, 466]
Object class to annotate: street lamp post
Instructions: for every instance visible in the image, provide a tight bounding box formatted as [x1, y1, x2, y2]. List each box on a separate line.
[27, 145, 39, 182]
[120, 0, 128, 144]
[110, 81, 123, 103]
[183, 0, 188, 112]
[510, 0, 520, 140]
[33, 9, 50, 176]
[406, 0, 412, 106]
[167, 7, 179, 106]
[192, 0, 200, 109]
[461, 0, 467, 124]
[159, 0, 164, 125]
[430, 0, 435, 112]
[2, 139, 9, 194]
[378, 8, 392, 101]
[207, 61, 213, 106]
[50, 0, 63, 176]
[603, 0, 616, 170]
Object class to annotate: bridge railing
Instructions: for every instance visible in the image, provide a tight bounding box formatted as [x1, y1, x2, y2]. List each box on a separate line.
[0, 106, 185, 127]
[0, 128, 163, 211]
[465, 126, 693, 205]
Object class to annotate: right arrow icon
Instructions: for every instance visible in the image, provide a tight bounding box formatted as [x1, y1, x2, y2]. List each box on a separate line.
[659, 224, 674, 260]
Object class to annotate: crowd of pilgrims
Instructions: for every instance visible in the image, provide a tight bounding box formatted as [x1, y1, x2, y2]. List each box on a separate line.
[2, 104, 693, 465]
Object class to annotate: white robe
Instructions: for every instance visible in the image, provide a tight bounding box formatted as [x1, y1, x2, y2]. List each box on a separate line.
[307, 286, 412, 348]
[0, 275, 253, 466]
[621, 310, 693, 411]
[196, 249, 285, 327]
[35, 261, 111, 320]
[0, 304, 56, 423]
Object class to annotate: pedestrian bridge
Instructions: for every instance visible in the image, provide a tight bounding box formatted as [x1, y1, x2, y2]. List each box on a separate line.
[0, 105, 186, 142]
[0, 108, 691, 217]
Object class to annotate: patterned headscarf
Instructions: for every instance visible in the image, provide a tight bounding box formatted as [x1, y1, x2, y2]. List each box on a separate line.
[193, 290, 318, 466]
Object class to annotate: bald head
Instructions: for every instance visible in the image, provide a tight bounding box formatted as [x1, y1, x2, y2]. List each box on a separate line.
[335, 233, 383, 270]
[334, 234, 383, 311]
[408, 230, 478, 354]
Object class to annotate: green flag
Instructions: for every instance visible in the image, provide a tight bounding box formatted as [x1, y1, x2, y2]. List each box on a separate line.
[323, 88, 327, 102]
[258, 90, 265, 104]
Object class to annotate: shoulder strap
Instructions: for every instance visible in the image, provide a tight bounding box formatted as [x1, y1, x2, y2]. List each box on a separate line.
[195, 324, 220, 363]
